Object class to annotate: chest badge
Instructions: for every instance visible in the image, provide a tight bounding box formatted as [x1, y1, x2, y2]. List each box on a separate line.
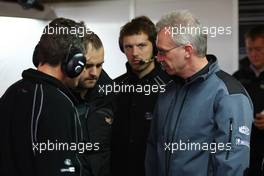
[145, 112, 153, 120]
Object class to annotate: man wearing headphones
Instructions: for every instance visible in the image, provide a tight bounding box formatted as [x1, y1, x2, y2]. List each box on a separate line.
[0, 18, 87, 176]
[111, 16, 171, 176]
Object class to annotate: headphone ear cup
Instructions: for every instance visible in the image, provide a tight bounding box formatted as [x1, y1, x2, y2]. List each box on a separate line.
[33, 44, 40, 67]
[62, 47, 86, 78]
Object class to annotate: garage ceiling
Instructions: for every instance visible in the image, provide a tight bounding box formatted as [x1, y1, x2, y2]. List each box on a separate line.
[0, 0, 96, 2]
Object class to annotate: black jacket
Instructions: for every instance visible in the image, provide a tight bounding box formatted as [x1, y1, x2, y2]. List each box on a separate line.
[233, 58, 264, 149]
[0, 69, 85, 176]
[111, 63, 172, 176]
[75, 70, 115, 176]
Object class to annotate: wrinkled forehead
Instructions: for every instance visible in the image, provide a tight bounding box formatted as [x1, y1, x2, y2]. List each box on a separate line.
[157, 28, 176, 46]
[85, 46, 104, 64]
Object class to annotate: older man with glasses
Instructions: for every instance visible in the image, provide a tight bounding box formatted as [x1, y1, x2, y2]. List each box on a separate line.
[145, 10, 253, 176]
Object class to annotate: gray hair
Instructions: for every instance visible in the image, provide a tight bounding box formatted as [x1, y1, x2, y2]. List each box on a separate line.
[156, 10, 207, 57]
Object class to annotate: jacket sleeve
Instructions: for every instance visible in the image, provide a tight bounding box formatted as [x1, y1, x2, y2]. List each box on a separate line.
[213, 93, 253, 176]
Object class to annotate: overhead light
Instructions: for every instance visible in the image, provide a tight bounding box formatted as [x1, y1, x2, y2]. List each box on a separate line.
[0, 1, 56, 20]
[17, 0, 44, 11]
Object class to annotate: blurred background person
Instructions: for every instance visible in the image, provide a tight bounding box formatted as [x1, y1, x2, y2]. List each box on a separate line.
[233, 25, 264, 176]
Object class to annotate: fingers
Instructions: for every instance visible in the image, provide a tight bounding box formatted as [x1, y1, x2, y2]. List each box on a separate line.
[105, 116, 113, 125]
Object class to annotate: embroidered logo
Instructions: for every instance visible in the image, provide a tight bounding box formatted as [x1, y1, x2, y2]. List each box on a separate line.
[64, 159, 72, 166]
[239, 126, 250, 136]
[235, 137, 249, 148]
[144, 112, 153, 120]
[60, 159, 75, 173]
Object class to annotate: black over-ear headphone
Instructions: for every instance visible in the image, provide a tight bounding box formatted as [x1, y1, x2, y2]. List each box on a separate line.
[32, 43, 40, 67]
[61, 44, 86, 78]
[32, 43, 86, 78]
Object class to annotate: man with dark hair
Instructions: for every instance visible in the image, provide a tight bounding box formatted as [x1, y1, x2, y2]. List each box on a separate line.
[233, 25, 264, 176]
[111, 16, 171, 176]
[0, 18, 87, 176]
[74, 31, 114, 176]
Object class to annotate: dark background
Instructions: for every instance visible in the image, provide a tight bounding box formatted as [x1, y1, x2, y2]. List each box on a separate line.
[239, 0, 264, 60]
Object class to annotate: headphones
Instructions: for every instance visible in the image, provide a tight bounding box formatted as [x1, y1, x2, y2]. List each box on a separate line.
[33, 43, 86, 78]
[61, 44, 86, 78]
[32, 44, 40, 68]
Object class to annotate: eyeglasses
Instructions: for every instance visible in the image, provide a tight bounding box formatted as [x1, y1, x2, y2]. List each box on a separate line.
[157, 45, 182, 56]
[157, 45, 182, 62]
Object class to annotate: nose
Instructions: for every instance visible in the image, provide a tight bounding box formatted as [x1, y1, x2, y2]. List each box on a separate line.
[89, 66, 97, 77]
[157, 53, 166, 62]
[248, 50, 258, 60]
[132, 46, 139, 57]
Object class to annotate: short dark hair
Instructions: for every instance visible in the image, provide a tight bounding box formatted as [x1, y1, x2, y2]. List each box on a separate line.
[245, 25, 264, 40]
[35, 18, 85, 66]
[118, 16, 157, 55]
[83, 32, 103, 51]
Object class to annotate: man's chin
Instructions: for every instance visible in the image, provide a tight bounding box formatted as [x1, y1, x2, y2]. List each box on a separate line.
[131, 64, 146, 71]
[85, 83, 96, 89]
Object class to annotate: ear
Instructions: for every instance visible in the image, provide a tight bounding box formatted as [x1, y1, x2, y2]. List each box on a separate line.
[184, 44, 193, 59]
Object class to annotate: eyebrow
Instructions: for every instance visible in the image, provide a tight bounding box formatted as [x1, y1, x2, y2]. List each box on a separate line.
[86, 61, 104, 65]
[124, 41, 148, 46]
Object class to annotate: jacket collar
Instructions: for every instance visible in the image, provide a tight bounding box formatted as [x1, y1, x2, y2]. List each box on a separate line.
[172, 54, 219, 84]
[84, 69, 113, 101]
[125, 61, 162, 81]
[22, 68, 79, 105]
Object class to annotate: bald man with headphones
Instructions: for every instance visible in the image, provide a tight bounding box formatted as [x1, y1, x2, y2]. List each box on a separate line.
[0, 18, 88, 176]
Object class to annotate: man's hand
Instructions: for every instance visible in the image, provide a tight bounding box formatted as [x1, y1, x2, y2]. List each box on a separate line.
[105, 116, 113, 125]
[254, 113, 264, 130]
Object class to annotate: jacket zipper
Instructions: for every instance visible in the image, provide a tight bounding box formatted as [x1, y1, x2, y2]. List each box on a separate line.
[226, 118, 233, 160]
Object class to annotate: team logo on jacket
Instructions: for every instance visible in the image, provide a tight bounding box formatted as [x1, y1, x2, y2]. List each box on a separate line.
[64, 159, 72, 166]
[238, 126, 250, 136]
[144, 112, 153, 120]
[60, 159, 75, 173]
[235, 137, 249, 148]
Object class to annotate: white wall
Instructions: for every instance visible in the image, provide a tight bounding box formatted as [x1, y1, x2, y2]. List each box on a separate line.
[49, 0, 131, 79]
[0, 17, 46, 96]
[0, 0, 238, 97]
